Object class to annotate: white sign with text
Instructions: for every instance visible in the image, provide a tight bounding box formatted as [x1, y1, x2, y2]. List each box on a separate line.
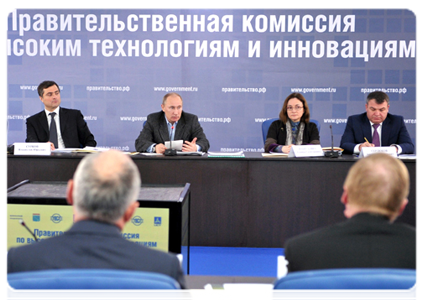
[13, 143, 51, 156]
[288, 145, 324, 158]
[359, 146, 397, 158]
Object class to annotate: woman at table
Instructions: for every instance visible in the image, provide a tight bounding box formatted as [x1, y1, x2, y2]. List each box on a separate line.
[265, 93, 320, 153]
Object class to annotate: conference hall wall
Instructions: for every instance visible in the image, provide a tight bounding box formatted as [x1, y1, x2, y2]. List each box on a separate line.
[7, 9, 416, 152]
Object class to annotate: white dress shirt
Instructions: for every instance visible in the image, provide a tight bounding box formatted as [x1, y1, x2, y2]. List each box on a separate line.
[353, 121, 402, 154]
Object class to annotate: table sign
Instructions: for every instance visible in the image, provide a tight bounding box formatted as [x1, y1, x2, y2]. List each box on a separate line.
[359, 146, 397, 158]
[288, 145, 324, 158]
[13, 143, 51, 156]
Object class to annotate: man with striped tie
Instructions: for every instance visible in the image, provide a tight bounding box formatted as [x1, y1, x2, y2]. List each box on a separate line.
[25, 80, 96, 150]
[340, 91, 414, 155]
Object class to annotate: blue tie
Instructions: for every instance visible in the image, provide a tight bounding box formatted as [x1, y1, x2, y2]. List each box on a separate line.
[168, 123, 175, 141]
[49, 112, 58, 148]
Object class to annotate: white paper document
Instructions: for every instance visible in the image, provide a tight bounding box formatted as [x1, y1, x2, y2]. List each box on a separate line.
[207, 151, 244, 157]
[139, 152, 163, 156]
[262, 152, 288, 157]
[176, 151, 205, 156]
[398, 154, 416, 160]
[165, 140, 183, 150]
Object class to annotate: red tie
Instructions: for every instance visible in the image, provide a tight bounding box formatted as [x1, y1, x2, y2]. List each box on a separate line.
[372, 124, 380, 147]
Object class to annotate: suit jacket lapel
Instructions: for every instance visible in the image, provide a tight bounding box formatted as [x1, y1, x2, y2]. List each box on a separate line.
[38, 111, 49, 136]
[361, 114, 372, 142]
[174, 113, 186, 140]
[59, 107, 67, 135]
[158, 113, 170, 142]
[58, 107, 70, 147]
[381, 114, 391, 146]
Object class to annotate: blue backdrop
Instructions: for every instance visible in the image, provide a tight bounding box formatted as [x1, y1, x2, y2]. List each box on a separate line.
[7, 9, 416, 152]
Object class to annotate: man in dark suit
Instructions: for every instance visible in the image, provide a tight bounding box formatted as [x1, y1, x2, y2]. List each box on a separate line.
[340, 91, 414, 154]
[135, 93, 209, 153]
[7, 150, 186, 288]
[26, 80, 96, 150]
[284, 153, 415, 272]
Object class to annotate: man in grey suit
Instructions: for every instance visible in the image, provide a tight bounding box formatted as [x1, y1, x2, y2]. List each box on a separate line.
[135, 93, 210, 153]
[7, 150, 186, 288]
[284, 153, 415, 272]
[26, 80, 96, 150]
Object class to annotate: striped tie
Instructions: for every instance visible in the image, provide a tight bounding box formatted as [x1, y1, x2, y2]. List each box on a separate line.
[372, 124, 380, 147]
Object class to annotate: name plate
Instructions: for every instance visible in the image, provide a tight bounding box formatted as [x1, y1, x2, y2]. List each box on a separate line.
[288, 145, 324, 158]
[359, 146, 397, 158]
[13, 143, 51, 156]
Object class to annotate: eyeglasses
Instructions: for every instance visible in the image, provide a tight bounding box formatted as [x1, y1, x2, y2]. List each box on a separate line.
[287, 106, 303, 111]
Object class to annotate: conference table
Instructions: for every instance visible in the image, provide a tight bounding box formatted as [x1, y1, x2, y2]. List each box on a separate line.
[7, 152, 416, 248]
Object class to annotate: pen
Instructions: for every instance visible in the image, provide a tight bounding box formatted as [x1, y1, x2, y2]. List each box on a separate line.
[364, 137, 369, 143]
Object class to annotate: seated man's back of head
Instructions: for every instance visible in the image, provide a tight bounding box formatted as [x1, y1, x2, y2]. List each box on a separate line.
[284, 153, 415, 272]
[7, 150, 186, 288]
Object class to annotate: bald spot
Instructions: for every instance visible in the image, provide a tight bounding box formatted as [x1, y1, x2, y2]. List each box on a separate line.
[91, 150, 130, 181]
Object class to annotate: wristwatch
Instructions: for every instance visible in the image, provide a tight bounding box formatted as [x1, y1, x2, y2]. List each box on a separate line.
[152, 145, 156, 153]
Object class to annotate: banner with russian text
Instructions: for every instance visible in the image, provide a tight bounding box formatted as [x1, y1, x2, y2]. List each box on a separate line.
[7, 204, 170, 252]
[7, 9, 416, 151]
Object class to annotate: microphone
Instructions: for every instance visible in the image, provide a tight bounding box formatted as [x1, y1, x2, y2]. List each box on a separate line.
[324, 125, 339, 158]
[164, 125, 177, 156]
[19, 219, 38, 242]
[170, 126, 173, 150]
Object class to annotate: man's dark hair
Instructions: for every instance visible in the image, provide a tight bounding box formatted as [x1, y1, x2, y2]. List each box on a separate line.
[367, 91, 389, 105]
[37, 81, 60, 97]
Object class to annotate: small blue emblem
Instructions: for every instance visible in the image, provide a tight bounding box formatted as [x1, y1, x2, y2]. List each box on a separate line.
[154, 217, 162, 226]
[132, 216, 143, 226]
[50, 213, 62, 223]
[33, 213, 40, 222]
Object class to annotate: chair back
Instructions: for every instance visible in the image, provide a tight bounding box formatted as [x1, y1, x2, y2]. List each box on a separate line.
[261, 118, 279, 144]
[310, 119, 320, 132]
[261, 118, 320, 144]
[273, 268, 416, 289]
[8, 269, 181, 289]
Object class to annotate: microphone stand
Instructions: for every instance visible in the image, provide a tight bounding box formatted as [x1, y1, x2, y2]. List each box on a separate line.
[324, 125, 339, 158]
[165, 125, 177, 156]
